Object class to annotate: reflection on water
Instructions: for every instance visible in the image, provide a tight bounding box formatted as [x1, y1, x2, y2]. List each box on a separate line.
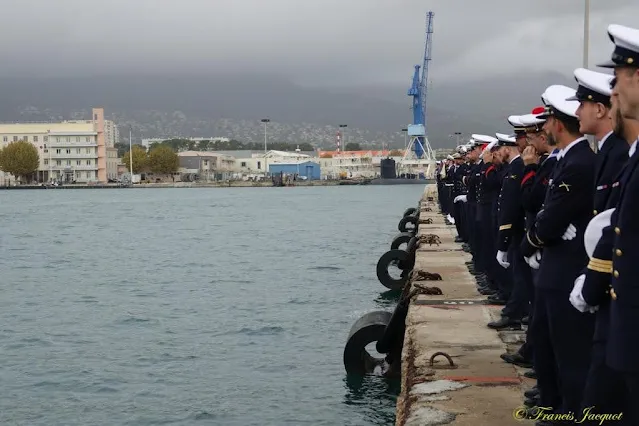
[343, 374, 401, 426]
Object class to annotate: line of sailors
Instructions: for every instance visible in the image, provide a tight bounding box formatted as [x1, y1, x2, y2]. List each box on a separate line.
[435, 24, 639, 426]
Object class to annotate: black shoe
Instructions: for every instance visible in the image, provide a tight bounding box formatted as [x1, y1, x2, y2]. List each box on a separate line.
[487, 294, 507, 305]
[524, 387, 539, 399]
[488, 316, 522, 330]
[521, 316, 530, 325]
[524, 370, 537, 379]
[478, 288, 495, 296]
[465, 260, 473, 265]
[500, 352, 533, 368]
[524, 397, 539, 408]
[454, 237, 464, 243]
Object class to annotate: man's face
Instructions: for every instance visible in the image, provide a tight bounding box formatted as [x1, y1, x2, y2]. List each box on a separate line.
[613, 66, 639, 120]
[576, 101, 606, 134]
[515, 134, 527, 152]
[610, 95, 625, 136]
[526, 130, 546, 152]
[491, 149, 502, 164]
[543, 118, 558, 146]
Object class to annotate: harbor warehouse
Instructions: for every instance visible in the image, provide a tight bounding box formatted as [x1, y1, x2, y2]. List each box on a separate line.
[268, 161, 320, 180]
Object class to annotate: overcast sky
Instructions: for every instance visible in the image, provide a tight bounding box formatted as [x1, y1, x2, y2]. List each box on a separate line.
[0, 0, 636, 86]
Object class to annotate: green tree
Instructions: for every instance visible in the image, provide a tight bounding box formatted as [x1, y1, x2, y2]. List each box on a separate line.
[122, 145, 149, 174]
[149, 145, 179, 174]
[0, 140, 39, 183]
[389, 149, 404, 156]
[345, 142, 361, 151]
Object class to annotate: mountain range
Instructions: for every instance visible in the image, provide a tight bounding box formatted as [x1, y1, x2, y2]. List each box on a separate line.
[0, 71, 574, 150]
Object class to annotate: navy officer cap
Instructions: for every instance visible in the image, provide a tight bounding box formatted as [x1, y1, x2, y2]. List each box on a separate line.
[565, 68, 613, 105]
[507, 115, 526, 135]
[535, 85, 580, 120]
[597, 24, 639, 68]
[495, 133, 517, 147]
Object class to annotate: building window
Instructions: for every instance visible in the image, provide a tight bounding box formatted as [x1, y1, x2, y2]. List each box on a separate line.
[86, 136, 91, 142]
[66, 160, 71, 166]
[86, 160, 91, 165]
[76, 148, 81, 154]
[241, 161, 247, 167]
[66, 149, 71, 154]
[56, 160, 61, 166]
[66, 137, 70, 143]
[23, 136, 28, 142]
[34, 136, 38, 142]
[13, 136, 18, 142]
[86, 148, 92, 154]
[76, 137, 80, 142]
[44, 136, 48, 142]
[77, 160, 81, 165]
[44, 159, 48, 165]
[257, 161, 261, 170]
[2, 136, 6, 142]
[43, 149, 48, 153]
[56, 149, 61, 154]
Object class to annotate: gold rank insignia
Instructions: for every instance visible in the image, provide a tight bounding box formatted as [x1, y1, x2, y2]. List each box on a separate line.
[559, 182, 571, 191]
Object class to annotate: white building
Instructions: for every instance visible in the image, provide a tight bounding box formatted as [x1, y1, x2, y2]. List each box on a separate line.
[141, 137, 231, 150]
[318, 150, 395, 179]
[0, 108, 111, 184]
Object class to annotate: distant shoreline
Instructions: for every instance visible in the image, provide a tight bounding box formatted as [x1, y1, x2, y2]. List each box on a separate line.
[0, 181, 348, 190]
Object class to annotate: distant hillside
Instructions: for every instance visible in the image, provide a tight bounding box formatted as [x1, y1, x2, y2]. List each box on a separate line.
[0, 71, 575, 149]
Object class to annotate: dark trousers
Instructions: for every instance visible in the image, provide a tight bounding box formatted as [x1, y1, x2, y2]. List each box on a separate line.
[532, 288, 596, 415]
[517, 268, 538, 363]
[580, 341, 628, 424]
[502, 239, 533, 320]
[619, 373, 639, 425]
[479, 203, 499, 291]
[453, 199, 467, 240]
[467, 202, 477, 255]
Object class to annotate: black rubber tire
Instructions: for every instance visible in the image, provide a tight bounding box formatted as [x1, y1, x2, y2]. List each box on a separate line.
[398, 215, 418, 233]
[403, 207, 417, 217]
[376, 249, 410, 290]
[376, 297, 410, 354]
[390, 232, 413, 250]
[343, 310, 393, 374]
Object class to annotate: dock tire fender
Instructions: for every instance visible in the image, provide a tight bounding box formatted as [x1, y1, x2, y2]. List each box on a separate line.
[390, 232, 413, 250]
[403, 207, 417, 217]
[398, 215, 418, 233]
[376, 249, 410, 290]
[376, 295, 410, 354]
[343, 310, 393, 374]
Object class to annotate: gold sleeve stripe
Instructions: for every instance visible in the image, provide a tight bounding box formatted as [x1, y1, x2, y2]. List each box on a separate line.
[526, 232, 542, 248]
[587, 259, 613, 274]
[499, 224, 512, 231]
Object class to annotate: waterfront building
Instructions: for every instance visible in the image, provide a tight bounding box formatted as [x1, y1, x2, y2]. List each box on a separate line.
[0, 108, 109, 184]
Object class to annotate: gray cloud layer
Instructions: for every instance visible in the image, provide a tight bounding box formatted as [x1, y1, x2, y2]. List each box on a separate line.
[0, 0, 637, 85]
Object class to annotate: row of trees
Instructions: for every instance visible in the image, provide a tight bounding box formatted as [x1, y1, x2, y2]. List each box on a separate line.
[122, 145, 179, 174]
[0, 141, 40, 182]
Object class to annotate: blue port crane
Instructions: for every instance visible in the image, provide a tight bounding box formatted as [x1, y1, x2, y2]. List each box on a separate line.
[401, 11, 436, 164]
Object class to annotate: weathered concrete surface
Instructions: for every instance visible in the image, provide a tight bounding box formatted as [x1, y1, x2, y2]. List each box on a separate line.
[396, 185, 533, 426]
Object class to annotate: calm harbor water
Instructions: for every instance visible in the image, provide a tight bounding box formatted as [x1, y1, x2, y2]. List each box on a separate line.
[0, 185, 425, 426]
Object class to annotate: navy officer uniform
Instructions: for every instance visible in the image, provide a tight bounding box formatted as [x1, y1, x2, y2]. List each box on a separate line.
[593, 23, 639, 424]
[462, 141, 483, 271]
[520, 84, 597, 417]
[489, 132, 529, 329]
[451, 152, 469, 242]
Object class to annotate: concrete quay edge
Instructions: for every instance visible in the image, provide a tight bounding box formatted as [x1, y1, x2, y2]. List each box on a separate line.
[395, 185, 533, 426]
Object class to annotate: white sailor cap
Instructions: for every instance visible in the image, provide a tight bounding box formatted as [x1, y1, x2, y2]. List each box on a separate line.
[446, 154, 454, 160]
[597, 24, 639, 68]
[452, 152, 461, 159]
[483, 140, 498, 153]
[565, 68, 613, 104]
[520, 109, 546, 132]
[507, 115, 527, 134]
[495, 132, 517, 147]
[536, 85, 580, 120]
[471, 134, 499, 145]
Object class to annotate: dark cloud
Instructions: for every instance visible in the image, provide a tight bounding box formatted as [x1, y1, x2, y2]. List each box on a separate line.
[0, 0, 637, 85]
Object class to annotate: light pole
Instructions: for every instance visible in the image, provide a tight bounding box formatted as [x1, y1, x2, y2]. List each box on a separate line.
[129, 128, 134, 180]
[454, 132, 462, 146]
[583, 0, 590, 68]
[261, 118, 270, 175]
[402, 128, 408, 150]
[339, 124, 347, 150]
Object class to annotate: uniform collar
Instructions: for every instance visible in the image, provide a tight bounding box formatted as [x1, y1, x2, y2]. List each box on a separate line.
[598, 131, 613, 150]
[630, 139, 638, 158]
[557, 137, 588, 159]
[509, 154, 520, 164]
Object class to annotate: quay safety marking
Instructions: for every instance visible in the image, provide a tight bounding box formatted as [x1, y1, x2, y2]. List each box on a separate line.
[441, 376, 522, 385]
[413, 299, 491, 306]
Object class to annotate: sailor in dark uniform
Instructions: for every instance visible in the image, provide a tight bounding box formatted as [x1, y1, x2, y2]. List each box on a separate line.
[569, 73, 633, 424]
[451, 151, 469, 242]
[461, 140, 482, 271]
[443, 155, 455, 221]
[520, 84, 597, 418]
[488, 132, 529, 330]
[500, 110, 558, 382]
[577, 23, 639, 423]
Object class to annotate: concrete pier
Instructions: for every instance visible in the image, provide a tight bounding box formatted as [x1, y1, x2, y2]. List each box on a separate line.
[395, 184, 533, 425]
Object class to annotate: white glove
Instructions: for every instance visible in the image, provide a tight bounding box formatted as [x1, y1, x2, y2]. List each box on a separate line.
[562, 224, 577, 241]
[496, 250, 510, 268]
[446, 214, 455, 224]
[459, 195, 467, 203]
[454, 195, 462, 203]
[569, 274, 598, 314]
[525, 251, 542, 269]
